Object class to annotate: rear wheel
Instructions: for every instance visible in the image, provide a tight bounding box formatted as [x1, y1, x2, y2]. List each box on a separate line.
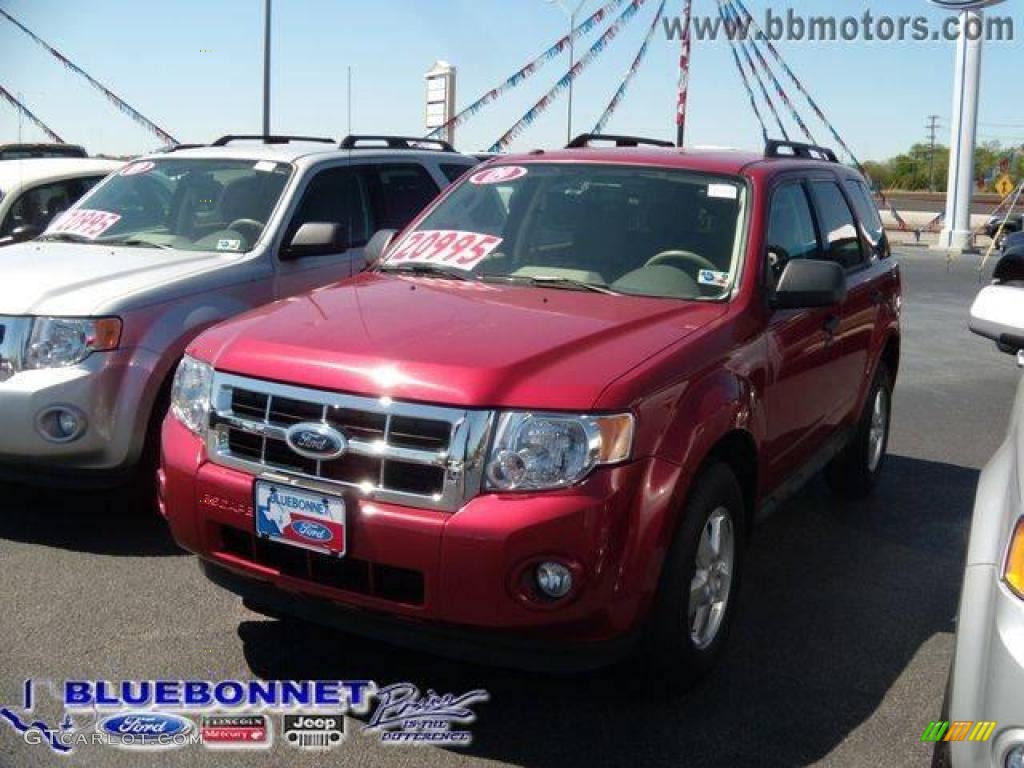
[643, 463, 746, 690]
[825, 364, 892, 499]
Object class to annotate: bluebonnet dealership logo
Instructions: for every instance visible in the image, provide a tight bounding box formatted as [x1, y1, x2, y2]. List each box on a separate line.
[365, 683, 489, 745]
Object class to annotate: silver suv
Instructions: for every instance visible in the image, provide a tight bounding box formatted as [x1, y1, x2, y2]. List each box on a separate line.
[940, 251, 1024, 768]
[0, 134, 477, 486]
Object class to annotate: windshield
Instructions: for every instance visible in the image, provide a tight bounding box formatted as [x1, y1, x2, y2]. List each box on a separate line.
[42, 158, 292, 252]
[382, 163, 748, 300]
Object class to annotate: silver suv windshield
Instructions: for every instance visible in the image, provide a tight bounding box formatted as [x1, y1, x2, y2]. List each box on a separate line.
[381, 163, 748, 300]
[41, 158, 292, 253]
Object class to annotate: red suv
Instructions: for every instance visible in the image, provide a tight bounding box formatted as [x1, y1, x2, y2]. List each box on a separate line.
[161, 136, 901, 684]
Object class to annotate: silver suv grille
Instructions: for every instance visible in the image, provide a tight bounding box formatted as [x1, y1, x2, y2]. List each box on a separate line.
[206, 372, 493, 512]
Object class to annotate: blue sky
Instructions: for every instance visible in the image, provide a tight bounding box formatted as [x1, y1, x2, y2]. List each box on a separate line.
[0, 0, 1021, 161]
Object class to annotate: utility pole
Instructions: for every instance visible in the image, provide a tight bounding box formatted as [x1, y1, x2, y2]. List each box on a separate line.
[927, 115, 940, 193]
[547, 0, 590, 144]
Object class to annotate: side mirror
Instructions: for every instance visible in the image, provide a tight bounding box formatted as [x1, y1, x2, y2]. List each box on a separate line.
[281, 222, 347, 260]
[363, 229, 398, 269]
[771, 259, 847, 309]
[993, 251, 1024, 284]
[970, 284, 1024, 355]
[10, 224, 42, 243]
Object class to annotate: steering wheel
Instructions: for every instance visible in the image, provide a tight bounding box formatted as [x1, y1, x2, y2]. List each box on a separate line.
[644, 250, 719, 278]
[226, 218, 264, 243]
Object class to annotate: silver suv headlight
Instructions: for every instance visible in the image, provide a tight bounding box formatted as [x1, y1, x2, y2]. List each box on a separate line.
[170, 355, 214, 436]
[484, 412, 634, 491]
[23, 317, 122, 369]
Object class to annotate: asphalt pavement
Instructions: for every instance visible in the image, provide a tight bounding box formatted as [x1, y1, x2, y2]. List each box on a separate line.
[0, 248, 1020, 768]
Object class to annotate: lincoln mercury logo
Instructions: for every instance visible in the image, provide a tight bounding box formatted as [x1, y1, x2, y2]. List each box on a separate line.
[928, 0, 1007, 10]
[285, 423, 348, 461]
[921, 721, 997, 743]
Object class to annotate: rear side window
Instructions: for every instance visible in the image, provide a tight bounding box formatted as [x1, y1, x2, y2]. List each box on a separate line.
[371, 164, 440, 229]
[766, 182, 820, 287]
[844, 179, 884, 242]
[809, 181, 864, 270]
[440, 163, 474, 184]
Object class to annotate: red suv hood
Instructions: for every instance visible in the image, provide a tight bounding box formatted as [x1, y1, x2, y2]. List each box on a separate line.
[196, 273, 727, 410]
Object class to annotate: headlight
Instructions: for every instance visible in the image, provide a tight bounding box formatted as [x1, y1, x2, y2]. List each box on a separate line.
[1005, 518, 1024, 599]
[170, 355, 214, 436]
[23, 317, 121, 369]
[485, 412, 634, 491]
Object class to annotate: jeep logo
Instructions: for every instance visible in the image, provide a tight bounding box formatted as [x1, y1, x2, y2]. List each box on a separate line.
[285, 423, 348, 461]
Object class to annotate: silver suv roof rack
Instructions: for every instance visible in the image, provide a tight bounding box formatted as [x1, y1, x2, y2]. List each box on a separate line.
[339, 135, 457, 153]
[211, 135, 335, 146]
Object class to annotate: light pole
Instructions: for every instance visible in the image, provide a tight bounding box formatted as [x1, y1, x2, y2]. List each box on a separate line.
[262, 0, 271, 137]
[547, 0, 589, 143]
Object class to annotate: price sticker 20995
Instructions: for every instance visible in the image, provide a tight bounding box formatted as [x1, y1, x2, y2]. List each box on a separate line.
[386, 230, 502, 270]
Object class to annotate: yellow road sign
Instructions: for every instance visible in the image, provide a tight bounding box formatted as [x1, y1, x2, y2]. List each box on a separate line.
[995, 174, 1015, 198]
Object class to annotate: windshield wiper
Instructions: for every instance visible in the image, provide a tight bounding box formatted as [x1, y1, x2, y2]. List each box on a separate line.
[378, 262, 478, 282]
[37, 232, 93, 244]
[483, 274, 620, 295]
[99, 237, 175, 250]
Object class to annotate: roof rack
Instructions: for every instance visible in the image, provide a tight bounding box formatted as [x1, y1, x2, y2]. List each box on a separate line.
[566, 134, 675, 149]
[339, 135, 456, 153]
[211, 135, 336, 146]
[765, 140, 838, 163]
[158, 143, 206, 153]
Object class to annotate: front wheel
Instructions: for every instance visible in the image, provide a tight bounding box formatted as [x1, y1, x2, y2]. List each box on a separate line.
[643, 463, 746, 690]
[825, 364, 892, 499]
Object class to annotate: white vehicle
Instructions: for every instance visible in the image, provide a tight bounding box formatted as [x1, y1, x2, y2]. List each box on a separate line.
[0, 157, 123, 246]
[940, 251, 1024, 768]
[0, 134, 477, 489]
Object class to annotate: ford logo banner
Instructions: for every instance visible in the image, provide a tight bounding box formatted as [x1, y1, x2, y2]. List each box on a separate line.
[285, 423, 348, 461]
[291, 519, 335, 543]
[98, 713, 194, 745]
[928, 0, 1007, 10]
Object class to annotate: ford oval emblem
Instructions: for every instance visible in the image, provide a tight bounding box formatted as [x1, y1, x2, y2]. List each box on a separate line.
[98, 712, 194, 745]
[291, 519, 334, 543]
[927, 0, 1006, 10]
[285, 423, 348, 461]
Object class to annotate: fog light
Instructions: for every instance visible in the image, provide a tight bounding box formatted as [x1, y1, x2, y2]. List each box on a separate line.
[36, 407, 86, 443]
[536, 562, 573, 599]
[1007, 745, 1024, 768]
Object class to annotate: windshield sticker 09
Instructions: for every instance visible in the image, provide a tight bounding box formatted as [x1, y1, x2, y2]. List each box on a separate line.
[707, 184, 738, 200]
[469, 166, 528, 185]
[253, 160, 278, 173]
[698, 269, 731, 288]
[217, 238, 242, 251]
[49, 209, 122, 240]
[387, 230, 502, 269]
[119, 161, 155, 176]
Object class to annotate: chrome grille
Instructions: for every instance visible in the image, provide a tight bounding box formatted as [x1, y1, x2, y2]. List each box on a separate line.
[207, 372, 493, 512]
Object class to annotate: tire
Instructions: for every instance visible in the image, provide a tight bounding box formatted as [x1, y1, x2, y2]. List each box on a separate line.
[643, 462, 746, 691]
[825, 364, 892, 500]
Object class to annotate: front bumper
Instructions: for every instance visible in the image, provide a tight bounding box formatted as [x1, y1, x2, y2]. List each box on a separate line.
[0, 346, 161, 480]
[949, 565, 1024, 768]
[162, 415, 686, 657]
